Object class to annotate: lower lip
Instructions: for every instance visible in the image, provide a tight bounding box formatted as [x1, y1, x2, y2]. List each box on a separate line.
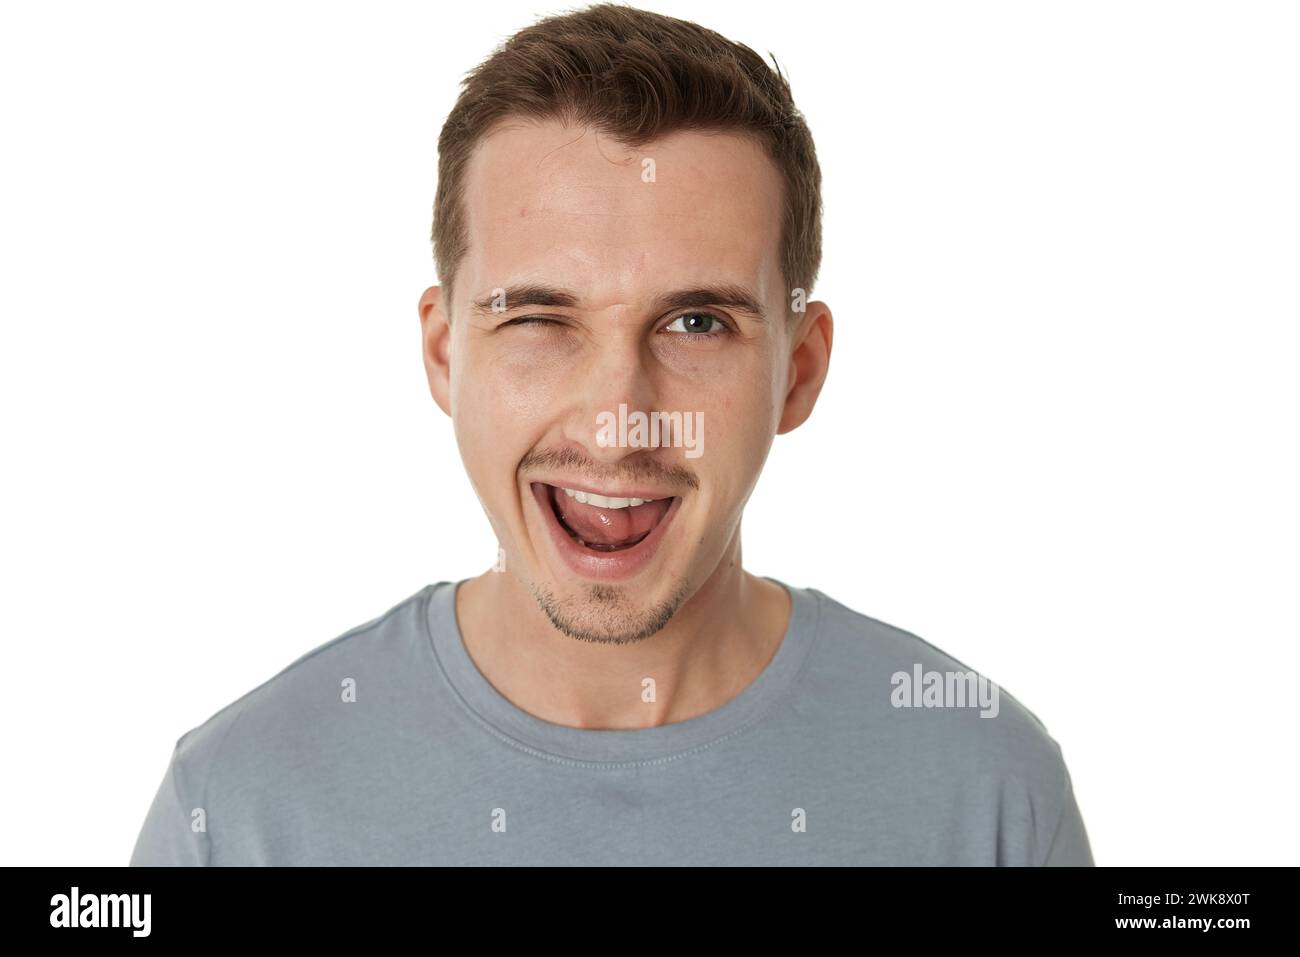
[530, 482, 681, 582]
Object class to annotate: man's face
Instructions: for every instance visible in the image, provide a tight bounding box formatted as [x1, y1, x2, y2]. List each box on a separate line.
[434, 119, 797, 643]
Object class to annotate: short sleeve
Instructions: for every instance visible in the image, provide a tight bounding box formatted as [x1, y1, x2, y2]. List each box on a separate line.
[129, 740, 211, 866]
[1041, 759, 1094, 866]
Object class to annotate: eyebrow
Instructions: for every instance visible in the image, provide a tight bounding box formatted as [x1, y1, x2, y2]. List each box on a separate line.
[469, 282, 768, 322]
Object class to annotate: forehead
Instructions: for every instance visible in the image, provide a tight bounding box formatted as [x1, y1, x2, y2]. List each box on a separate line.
[459, 119, 785, 312]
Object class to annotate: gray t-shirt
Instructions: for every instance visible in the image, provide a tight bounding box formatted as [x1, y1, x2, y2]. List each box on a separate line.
[129, 580, 1094, 865]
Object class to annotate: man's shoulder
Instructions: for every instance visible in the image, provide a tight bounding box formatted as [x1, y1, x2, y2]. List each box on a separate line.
[168, 583, 438, 776]
[793, 585, 1092, 865]
[796, 584, 1072, 790]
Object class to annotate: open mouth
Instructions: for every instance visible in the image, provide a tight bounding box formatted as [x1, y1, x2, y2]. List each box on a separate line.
[528, 479, 682, 580]
[538, 482, 675, 552]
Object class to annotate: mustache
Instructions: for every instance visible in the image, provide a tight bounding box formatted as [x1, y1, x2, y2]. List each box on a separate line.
[520, 446, 700, 492]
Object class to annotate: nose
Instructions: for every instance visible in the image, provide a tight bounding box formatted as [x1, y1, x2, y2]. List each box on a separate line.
[563, 331, 661, 467]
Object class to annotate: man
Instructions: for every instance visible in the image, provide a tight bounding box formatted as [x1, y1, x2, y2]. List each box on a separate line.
[130, 2, 1093, 866]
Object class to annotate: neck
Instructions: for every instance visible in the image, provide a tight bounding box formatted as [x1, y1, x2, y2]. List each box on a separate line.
[455, 536, 791, 730]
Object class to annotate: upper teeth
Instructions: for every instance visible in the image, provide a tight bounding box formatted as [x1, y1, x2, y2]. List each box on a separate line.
[561, 487, 655, 509]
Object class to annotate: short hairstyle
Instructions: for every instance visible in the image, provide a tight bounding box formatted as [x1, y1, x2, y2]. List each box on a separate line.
[431, 2, 823, 321]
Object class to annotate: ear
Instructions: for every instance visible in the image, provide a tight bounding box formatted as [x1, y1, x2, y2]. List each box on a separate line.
[777, 302, 833, 434]
[418, 286, 452, 417]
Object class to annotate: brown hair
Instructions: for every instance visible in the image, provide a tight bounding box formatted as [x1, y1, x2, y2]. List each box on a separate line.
[430, 2, 822, 321]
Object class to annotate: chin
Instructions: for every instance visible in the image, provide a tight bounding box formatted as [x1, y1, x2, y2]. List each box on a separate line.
[525, 574, 693, 646]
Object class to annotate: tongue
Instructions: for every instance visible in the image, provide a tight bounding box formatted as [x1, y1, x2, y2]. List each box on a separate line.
[553, 488, 671, 547]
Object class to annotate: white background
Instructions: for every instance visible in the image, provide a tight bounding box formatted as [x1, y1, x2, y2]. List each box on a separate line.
[1, 0, 1296, 866]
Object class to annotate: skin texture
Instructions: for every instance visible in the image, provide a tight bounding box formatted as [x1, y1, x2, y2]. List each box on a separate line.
[418, 119, 832, 730]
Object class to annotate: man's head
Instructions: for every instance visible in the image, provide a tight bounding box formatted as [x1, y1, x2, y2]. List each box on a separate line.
[419, 3, 832, 644]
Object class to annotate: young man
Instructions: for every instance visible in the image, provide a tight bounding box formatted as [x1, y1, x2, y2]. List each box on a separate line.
[131, 3, 1093, 866]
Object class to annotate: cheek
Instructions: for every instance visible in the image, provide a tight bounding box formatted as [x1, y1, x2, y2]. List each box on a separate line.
[672, 351, 778, 438]
[470, 334, 577, 417]
[452, 339, 572, 473]
[711, 388, 776, 477]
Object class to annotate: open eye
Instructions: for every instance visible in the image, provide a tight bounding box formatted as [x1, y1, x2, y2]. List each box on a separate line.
[663, 312, 729, 336]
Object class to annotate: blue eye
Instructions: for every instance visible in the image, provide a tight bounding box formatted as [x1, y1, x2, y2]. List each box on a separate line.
[664, 312, 727, 335]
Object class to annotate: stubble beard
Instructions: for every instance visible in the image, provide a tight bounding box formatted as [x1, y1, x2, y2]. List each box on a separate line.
[529, 577, 691, 646]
